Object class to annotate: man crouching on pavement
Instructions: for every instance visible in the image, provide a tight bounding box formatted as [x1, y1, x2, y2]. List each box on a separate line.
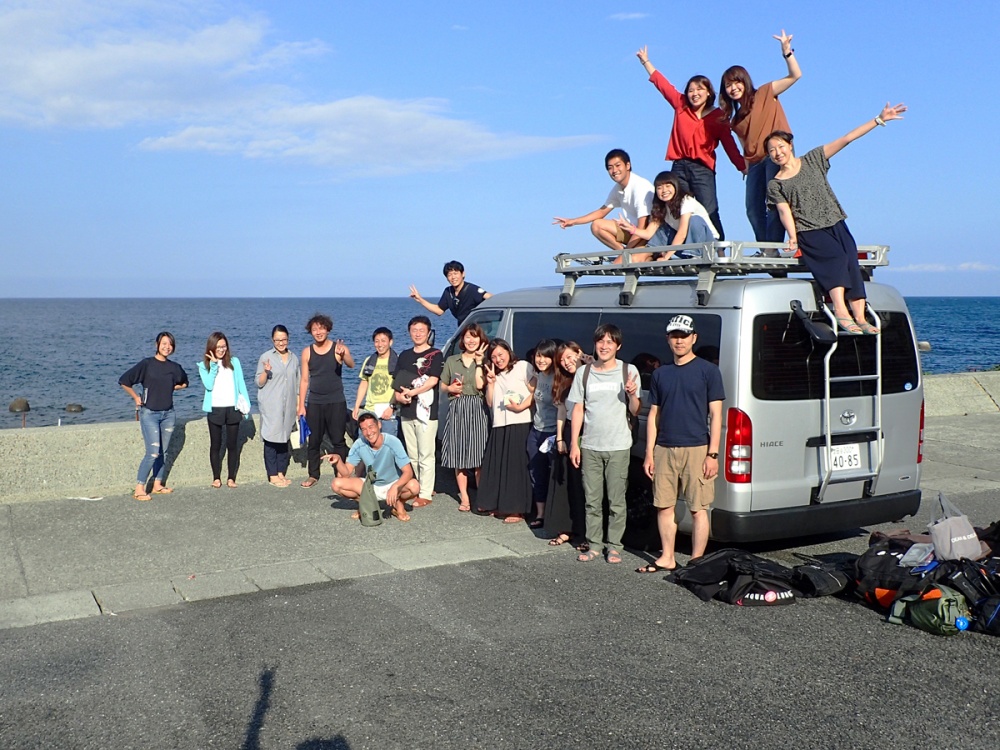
[325, 412, 420, 522]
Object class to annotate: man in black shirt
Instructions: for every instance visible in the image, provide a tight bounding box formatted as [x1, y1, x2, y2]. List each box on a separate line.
[409, 260, 491, 324]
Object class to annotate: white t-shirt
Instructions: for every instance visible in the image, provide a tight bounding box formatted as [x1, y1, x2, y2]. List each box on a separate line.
[604, 174, 654, 225]
[211, 366, 237, 408]
[663, 195, 719, 239]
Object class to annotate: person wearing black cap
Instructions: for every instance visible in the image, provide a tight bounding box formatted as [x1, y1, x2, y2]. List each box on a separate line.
[639, 314, 725, 573]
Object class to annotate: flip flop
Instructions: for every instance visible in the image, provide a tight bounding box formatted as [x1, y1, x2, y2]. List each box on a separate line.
[300, 477, 318, 488]
[528, 519, 544, 529]
[133, 491, 151, 502]
[411, 497, 432, 508]
[635, 563, 676, 574]
[857, 321, 880, 335]
[458, 504, 471, 512]
[151, 487, 173, 494]
[391, 506, 411, 522]
[835, 317, 862, 335]
[502, 515, 523, 524]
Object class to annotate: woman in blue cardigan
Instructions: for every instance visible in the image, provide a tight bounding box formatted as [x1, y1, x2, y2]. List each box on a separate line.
[198, 331, 252, 488]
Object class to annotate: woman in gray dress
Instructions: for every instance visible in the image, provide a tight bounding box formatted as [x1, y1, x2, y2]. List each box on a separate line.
[256, 325, 300, 487]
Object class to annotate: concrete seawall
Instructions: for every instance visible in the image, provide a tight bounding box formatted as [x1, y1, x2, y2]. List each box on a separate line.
[1, 372, 998, 504]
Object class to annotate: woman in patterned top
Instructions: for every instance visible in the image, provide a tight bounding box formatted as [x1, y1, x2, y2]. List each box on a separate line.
[765, 102, 907, 335]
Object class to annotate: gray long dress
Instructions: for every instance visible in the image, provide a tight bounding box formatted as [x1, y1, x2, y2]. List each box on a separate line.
[256, 349, 300, 443]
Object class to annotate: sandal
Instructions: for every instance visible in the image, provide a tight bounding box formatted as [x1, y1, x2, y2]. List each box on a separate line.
[226, 479, 237, 489]
[151, 487, 173, 495]
[458, 503, 471, 512]
[391, 505, 411, 522]
[528, 519, 544, 529]
[502, 514, 524, 524]
[300, 477, 318, 488]
[548, 533, 571, 547]
[133, 490, 151, 502]
[857, 321, 880, 335]
[606, 549, 622, 565]
[211, 480, 222, 489]
[577, 549, 601, 562]
[411, 497, 432, 508]
[835, 317, 862, 335]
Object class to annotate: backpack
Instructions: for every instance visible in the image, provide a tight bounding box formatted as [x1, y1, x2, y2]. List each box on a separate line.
[972, 596, 1000, 636]
[855, 538, 937, 610]
[887, 584, 971, 636]
[937, 558, 1000, 611]
[581, 362, 638, 441]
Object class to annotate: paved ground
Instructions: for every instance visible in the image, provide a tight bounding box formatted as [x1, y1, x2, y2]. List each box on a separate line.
[1, 414, 999, 630]
[0, 414, 998, 749]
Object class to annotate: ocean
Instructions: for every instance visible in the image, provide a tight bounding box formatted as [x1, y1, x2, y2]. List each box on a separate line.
[0, 296, 995, 429]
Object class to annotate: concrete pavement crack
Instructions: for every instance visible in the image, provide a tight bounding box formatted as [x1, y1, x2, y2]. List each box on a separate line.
[5, 505, 30, 596]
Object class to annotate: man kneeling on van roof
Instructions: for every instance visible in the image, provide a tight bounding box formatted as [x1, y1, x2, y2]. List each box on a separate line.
[553, 148, 655, 263]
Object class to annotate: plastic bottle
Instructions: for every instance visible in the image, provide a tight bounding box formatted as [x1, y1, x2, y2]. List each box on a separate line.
[955, 616, 969, 631]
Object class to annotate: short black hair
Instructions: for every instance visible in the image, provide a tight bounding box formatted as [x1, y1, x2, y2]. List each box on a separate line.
[306, 313, 333, 332]
[443, 260, 464, 275]
[372, 327, 393, 340]
[593, 323, 623, 346]
[605, 149, 630, 168]
[408, 315, 432, 330]
[155, 331, 176, 350]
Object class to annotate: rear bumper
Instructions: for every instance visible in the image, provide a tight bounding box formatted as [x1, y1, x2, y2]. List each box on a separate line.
[710, 489, 922, 543]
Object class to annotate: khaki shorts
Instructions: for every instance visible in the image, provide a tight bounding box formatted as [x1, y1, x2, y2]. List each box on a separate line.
[613, 226, 634, 245]
[652, 444, 716, 511]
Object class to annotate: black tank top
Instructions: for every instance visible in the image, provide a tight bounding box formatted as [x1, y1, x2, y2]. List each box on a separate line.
[307, 344, 345, 404]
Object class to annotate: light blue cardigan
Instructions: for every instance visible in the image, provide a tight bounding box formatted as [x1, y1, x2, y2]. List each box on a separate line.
[197, 356, 252, 418]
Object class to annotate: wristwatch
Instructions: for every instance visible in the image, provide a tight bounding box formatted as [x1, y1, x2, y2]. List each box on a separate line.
[707, 452, 719, 459]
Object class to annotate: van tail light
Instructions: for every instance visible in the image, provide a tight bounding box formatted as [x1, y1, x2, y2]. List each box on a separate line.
[917, 399, 924, 464]
[725, 407, 752, 483]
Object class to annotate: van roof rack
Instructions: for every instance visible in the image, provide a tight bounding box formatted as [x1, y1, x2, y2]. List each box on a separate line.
[554, 240, 889, 307]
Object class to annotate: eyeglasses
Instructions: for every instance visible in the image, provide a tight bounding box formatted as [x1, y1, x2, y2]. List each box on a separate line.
[272, 338, 288, 343]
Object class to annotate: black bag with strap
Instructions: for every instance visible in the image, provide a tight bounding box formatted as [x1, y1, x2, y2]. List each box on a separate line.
[668, 549, 799, 606]
[791, 554, 853, 598]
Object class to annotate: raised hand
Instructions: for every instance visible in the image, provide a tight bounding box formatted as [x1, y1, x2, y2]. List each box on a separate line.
[408, 284, 423, 301]
[773, 29, 793, 56]
[636, 45, 649, 65]
[264, 359, 272, 373]
[880, 102, 907, 122]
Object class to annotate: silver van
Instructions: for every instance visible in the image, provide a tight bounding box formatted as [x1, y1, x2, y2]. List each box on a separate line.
[446, 242, 923, 544]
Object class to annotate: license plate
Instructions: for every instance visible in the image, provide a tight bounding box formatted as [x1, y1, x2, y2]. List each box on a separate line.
[830, 443, 862, 471]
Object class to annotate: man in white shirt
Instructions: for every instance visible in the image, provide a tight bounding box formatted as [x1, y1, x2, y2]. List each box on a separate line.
[553, 148, 655, 261]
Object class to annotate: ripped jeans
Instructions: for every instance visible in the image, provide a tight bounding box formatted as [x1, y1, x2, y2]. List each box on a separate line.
[138, 407, 176, 484]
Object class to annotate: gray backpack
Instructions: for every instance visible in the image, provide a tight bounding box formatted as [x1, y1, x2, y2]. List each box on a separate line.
[358, 469, 383, 527]
[888, 584, 971, 636]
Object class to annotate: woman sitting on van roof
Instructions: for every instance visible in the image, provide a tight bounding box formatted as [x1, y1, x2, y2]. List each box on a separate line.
[616, 171, 719, 260]
[765, 102, 907, 336]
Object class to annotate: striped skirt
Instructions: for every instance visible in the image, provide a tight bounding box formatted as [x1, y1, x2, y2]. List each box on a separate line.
[441, 394, 489, 469]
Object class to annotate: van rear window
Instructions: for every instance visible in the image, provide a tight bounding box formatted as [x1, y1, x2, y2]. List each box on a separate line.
[752, 312, 919, 400]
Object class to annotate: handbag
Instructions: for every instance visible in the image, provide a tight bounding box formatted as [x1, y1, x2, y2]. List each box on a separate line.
[928, 493, 983, 561]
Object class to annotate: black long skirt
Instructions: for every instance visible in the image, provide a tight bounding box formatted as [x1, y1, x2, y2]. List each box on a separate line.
[798, 220, 866, 301]
[477, 422, 532, 516]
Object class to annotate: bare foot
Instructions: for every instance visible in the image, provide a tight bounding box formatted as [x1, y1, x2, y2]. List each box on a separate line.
[227, 479, 237, 488]
[211, 479, 222, 489]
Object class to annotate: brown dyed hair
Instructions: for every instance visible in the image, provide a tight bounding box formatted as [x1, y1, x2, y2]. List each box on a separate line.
[486, 338, 517, 374]
[458, 322, 487, 353]
[203, 331, 233, 369]
[552, 341, 584, 405]
[719, 65, 756, 123]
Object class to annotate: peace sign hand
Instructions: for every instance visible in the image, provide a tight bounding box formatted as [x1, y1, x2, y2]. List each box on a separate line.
[773, 29, 793, 56]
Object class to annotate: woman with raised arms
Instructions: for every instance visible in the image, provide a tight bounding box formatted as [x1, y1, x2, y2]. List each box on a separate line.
[637, 45, 746, 240]
[765, 102, 907, 335]
[719, 30, 802, 244]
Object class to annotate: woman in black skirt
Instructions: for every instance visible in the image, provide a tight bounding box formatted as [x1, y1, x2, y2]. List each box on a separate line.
[765, 101, 907, 335]
[440, 322, 489, 512]
[545, 341, 589, 549]
[477, 339, 534, 522]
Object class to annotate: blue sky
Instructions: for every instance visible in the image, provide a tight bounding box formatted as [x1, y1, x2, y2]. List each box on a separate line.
[1, 0, 996, 298]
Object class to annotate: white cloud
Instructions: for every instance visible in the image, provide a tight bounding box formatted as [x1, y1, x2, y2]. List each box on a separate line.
[892, 262, 1000, 273]
[609, 12, 649, 21]
[0, 0, 594, 173]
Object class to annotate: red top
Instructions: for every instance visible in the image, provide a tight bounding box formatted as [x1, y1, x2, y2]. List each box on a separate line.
[649, 71, 746, 173]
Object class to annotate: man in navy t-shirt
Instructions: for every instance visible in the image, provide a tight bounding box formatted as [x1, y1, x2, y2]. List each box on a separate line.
[408, 260, 491, 323]
[639, 314, 725, 573]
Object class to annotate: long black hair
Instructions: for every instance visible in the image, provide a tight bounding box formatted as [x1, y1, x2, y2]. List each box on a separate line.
[651, 171, 690, 224]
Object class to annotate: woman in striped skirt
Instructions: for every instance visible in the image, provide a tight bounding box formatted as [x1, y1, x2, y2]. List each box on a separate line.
[440, 322, 489, 512]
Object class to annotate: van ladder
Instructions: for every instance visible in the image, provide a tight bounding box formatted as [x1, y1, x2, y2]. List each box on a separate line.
[555, 242, 889, 306]
[814, 302, 884, 503]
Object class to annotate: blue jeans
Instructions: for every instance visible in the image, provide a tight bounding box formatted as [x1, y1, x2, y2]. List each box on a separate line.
[380, 417, 398, 437]
[745, 158, 783, 242]
[526, 427, 556, 504]
[671, 159, 724, 240]
[138, 407, 175, 484]
[650, 215, 715, 258]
